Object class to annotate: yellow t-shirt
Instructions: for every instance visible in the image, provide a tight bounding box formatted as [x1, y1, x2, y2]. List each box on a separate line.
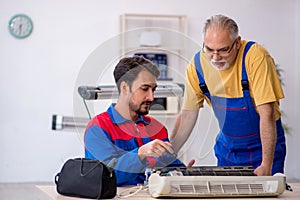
[183, 40, 284, 119]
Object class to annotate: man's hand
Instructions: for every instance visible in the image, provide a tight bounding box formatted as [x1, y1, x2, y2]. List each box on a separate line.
[138, 139, 175, 161]
[254, 164, 272, 176]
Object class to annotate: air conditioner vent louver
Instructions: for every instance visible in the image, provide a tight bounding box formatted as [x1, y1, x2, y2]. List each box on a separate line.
[174, 183, 265, 195]
[222, 184, 237, 193]
[179, 185, 194, 193]
[236, 184, 250, 194]
[210, 184, 223, 193]
[250, 184, 264, 192]
[195, 185, 209, 193]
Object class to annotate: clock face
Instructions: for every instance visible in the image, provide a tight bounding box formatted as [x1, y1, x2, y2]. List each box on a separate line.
[8, 14, 33, 39]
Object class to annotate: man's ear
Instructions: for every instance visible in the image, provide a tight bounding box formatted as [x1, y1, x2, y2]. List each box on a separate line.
[236, 36, 242, 49]
[120, 81, 129, 94]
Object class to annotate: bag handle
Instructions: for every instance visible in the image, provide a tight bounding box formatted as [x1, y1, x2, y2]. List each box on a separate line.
[54, 173, 60, 184]
[79, 158, 102, 177]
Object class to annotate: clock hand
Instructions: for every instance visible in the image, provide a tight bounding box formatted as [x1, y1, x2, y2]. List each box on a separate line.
[19, 24, 23, 34]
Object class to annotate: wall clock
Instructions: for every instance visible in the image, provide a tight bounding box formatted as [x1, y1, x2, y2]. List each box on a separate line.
[8, 14, 33, 39]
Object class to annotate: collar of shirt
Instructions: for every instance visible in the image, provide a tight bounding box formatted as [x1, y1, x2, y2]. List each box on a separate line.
[107, 104, 150, 125]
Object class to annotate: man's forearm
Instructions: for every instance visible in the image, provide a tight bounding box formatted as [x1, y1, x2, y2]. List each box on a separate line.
[170, 109, 199, 152]
[260, 117, 276, 168]
[258, 103, 276, 173]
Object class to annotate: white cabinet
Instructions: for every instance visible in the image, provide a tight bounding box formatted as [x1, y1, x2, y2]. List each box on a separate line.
[119, 13, 189, 84]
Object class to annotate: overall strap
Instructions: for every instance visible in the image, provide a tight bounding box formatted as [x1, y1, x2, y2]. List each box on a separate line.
[241, 41, 255, 90]
[194, 51, 211, 100]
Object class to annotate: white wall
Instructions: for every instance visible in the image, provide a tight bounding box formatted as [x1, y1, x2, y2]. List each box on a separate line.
[0, 0, 299, 182]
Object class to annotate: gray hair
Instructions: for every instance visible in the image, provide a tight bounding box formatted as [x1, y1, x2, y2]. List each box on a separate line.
[203, 14, 239, 41]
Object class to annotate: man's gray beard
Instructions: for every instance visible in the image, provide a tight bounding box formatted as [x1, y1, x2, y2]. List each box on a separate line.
[210, 59, 230, 70]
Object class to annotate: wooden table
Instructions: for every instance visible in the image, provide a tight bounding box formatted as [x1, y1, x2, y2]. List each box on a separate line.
[0, 181, 299, 200]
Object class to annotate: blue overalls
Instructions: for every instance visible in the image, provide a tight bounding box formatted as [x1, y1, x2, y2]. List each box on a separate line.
[194, 41, 286, 174]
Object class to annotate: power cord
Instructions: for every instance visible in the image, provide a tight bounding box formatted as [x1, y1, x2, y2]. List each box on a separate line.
[117, 185, 148, 198]
[83, 99, 92, 119]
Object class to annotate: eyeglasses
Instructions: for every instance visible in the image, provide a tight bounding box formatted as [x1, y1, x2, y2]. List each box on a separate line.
[202, 39, 237, 57]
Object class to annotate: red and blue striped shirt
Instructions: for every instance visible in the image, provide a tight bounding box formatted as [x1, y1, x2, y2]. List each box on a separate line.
[84, 104, 184, 186]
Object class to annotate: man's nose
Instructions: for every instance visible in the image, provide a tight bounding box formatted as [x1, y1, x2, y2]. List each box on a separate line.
[146, 90, 155, 101]
[211, 53, 222, 60]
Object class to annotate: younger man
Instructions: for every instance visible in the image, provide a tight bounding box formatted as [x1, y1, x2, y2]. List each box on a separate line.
[84, 56, 185, 186]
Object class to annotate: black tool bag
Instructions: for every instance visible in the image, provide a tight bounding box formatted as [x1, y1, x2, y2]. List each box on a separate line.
[55, 158, 117, 199]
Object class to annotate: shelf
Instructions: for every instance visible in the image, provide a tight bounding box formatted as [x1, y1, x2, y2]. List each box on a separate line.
[119, 13, 188, 84]
[120, 13, 187, 34]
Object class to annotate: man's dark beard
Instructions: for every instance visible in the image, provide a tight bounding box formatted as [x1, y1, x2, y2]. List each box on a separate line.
[130, 101, 152, 116]
[135, 109, 149, 115]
